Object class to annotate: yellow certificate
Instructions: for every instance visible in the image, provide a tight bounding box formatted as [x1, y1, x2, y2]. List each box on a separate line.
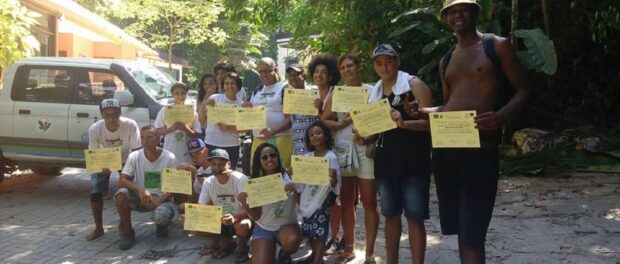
[429, 111, 480, 148]
[235, 106, 267, 131]
[283, 88, 319, 115]
[244, 173, 287, 208]
[164, 105, 194, 126]
[207, 104, 238, 125]
[184, 203, 222, 234]
[291, 155, 329, 185]
[84, 147, 122, 173]
[350, 98, 397, 137]
[331, 86, 369, 113]
[161, 168, 192, 195]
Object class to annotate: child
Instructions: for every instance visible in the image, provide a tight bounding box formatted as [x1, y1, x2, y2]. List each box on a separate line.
[295, 121, 341, 264]
[154, 83, 201, 164]
[238, 142, 301, 264]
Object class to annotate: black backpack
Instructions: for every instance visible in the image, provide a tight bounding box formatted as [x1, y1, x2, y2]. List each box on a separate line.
[441, 34, 514, 111]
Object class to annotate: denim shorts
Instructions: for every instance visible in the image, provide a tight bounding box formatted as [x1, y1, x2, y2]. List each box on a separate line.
[114, 188, 176, 226]
[252, 224, 279, 241]
[376, 175, 430, 220]
[89, 171, 119, 194]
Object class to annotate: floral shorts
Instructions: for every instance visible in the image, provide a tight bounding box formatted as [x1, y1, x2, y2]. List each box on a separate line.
[301, 192, 336, 241]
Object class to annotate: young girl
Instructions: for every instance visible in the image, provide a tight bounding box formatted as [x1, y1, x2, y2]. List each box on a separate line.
[238, 143, 301, 264]
[295, 121, 341, 264]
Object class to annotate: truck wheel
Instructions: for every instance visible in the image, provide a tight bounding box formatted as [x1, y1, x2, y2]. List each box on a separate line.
[31, 166, 63, 176]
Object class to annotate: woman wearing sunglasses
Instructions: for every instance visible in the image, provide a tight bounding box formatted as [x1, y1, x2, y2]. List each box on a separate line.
[237, 142, 301, 264]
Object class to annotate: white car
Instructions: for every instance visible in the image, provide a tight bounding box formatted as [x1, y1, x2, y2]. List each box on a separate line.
[0, 57, 191, 176]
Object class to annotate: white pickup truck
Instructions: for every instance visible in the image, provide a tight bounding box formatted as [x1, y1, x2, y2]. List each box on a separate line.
[0, 57, 184, 177]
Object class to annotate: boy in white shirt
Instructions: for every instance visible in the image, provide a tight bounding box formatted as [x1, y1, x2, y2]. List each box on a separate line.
[197, 148, 251, 262]
[154, 83, 201, 164]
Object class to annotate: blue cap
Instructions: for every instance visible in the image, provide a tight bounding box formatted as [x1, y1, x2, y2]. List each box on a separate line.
[186, 138, 206, 155]
[208, 148, 230, 161]
[372, 44, 399, 59]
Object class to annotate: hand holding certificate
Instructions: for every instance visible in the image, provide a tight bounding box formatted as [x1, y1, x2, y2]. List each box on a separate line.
[332, 86, 369, 113]
[235, 106, 267, 131]
[429, 111, 480, 148]
[161, 168, 192, 195]
[283, 88, 319, 115]
[207, 104, 238, 125]
[84, 147, 122, 173]
[244, 173, 287, 208]
[184, 203, 222, 234]
[350, 98, 397, 137]
[165, 105, 194, 126]
[291, 155, 329, 185]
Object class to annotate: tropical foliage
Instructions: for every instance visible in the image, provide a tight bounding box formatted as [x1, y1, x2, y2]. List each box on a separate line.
[0, 0, 39, 74]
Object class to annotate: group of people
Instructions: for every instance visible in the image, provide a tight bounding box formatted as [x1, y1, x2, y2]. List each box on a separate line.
[83, 1, 529, 264]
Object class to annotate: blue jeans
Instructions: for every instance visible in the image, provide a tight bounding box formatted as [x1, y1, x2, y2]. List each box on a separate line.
[376, 175, 430, 220]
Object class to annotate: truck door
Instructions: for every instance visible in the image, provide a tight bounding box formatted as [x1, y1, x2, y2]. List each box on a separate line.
[9, 66, 71, 157]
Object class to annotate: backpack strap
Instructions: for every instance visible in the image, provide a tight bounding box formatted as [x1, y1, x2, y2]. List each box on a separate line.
[482, 33, 514, 111]
[441, 46, 455, 81]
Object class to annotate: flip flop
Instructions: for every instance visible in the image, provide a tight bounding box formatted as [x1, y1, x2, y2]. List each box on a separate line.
[212, 242, 237, 259]
[234, 249, 250, 263]
[198, 246, 219, 256]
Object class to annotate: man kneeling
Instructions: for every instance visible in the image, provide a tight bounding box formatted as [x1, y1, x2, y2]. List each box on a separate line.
[198, 148, 252, 262]
[115, 125, 179, 250]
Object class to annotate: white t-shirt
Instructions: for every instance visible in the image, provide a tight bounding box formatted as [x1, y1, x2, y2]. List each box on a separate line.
[198, 171, 248, 215]
[88, 116, 141, 162]
[297, 151, 340, 218]
[154, 105, 201, 164]
[255, 171, 298, 231]
[122, 148, 178, 195]
[249, 82, 290, 137]
[204, 94, 243, 147]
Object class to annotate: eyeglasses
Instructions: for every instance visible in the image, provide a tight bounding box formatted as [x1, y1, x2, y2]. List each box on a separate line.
[260, 153, 278, 161]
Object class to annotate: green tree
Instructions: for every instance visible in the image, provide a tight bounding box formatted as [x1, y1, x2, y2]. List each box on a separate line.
[105, 0, 226, 71]
[0, 0, 39, 79]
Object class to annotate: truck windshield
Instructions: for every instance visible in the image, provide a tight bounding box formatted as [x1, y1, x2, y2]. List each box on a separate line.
[125, 64, 176, 100]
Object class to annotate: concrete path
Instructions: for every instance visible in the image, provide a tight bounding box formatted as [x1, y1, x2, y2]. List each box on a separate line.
[0, 169, 618, 263]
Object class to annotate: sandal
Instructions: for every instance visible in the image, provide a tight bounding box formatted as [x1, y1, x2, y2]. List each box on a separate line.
[212, 242, 237, 259]
[234, 247, 250, 263]
[363, 255, 377, 264]
[198, 245, 219, 256]
[335, 252, 356, 264]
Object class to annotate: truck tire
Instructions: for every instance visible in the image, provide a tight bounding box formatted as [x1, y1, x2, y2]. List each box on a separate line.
[31, 166, 63, 176]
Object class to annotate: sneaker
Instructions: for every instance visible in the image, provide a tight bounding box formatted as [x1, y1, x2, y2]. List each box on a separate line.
[277, 249, 293, 264]
[325, 238, 345, 255]
[119, 229, 135, 250]
[155, 224, 168, 238]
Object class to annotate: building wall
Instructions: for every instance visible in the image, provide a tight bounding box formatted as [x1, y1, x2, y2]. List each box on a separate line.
[57, 33, 73, 57]
[71, 34, 93, 58]
[93, 42, 120, 59]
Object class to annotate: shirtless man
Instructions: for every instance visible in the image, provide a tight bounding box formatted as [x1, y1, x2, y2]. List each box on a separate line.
[412, 1, 529, 263]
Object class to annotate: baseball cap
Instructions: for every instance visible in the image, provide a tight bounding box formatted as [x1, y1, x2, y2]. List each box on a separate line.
[101, 99, 121, 109]
[208, 148, 230, 161]
[440, 0, 481, 18]
[185, 138, 207, 155]
[372, 44, 399, 60]
[286, 63, 304, 73]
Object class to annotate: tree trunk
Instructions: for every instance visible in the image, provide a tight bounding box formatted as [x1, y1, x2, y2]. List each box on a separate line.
[541, 0, 550, 36]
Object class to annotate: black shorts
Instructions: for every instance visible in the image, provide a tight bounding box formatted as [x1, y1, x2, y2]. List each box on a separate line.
[432, 147, 499, 246]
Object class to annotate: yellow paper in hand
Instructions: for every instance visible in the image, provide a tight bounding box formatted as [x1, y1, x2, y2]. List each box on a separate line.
[283, 88, 319, 115]
[84, 147, 122, 173]
[164, 105, 194, 126]
[350, 98, 397, 137]
[291, 155, 329, 185]
[184, 203, 222, 234]
[207, 104, 238, 125]
[161, 168, 192, 195]
[429, 111, 480, 148]
[331, 86, 369, 113]
[235, 106, 267, 131]
[244, 173, 287, 208]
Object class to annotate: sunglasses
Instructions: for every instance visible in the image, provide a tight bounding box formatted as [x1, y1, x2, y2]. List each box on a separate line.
[260, 153, 278, 161]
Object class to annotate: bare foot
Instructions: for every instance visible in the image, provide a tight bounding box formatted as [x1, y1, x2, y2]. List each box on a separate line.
[86, 228, 104, 241]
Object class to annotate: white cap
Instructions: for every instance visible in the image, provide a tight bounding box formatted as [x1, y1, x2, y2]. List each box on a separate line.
[101, 99, 121, 109]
